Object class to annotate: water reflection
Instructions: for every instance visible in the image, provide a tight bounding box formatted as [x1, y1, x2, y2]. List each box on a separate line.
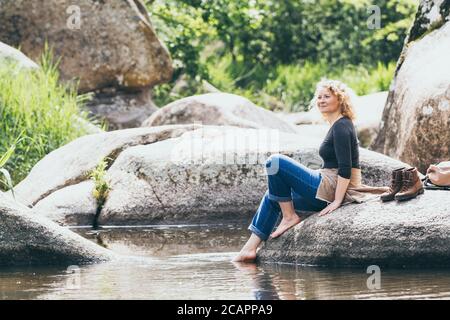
[0, 266, 68, 300]
[2, 224, 450, 299]
[75, 223, 251, 257]
[232, 262, 450, 300]
[232, 262, 280, 300]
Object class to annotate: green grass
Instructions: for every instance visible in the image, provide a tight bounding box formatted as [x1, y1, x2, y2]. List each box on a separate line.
[205, 54, 396, 112]
[0, 50, 96, 188]
[334, 62, 396, 97]
[153, 50, 396, 112]
[264, 61, 329, 112]
[90, 157, 111, 205]
[0, 135, 22, 197]
[89, 158, 111, 229]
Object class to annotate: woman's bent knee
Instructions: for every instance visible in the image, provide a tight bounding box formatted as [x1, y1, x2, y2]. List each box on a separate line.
[265, 153, 289, 175]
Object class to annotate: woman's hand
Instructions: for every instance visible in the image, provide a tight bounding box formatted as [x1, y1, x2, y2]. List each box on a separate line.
[321, 176, 348, 217]
[318, 200, 342, 217]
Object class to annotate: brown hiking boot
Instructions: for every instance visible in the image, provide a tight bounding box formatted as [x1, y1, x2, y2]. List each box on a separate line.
[380, 167, 406, 202]
[395, 167, 424, 201]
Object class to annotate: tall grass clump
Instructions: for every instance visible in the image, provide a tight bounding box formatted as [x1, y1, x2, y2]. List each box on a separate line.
[0, 50, 93, 188]
[89, 158, 111, 229]
[0, 134, 23, 198]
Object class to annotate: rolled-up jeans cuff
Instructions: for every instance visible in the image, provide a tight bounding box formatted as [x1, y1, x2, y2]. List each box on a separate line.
[267, 193, 292, 202]
[248, 224, 269, 241]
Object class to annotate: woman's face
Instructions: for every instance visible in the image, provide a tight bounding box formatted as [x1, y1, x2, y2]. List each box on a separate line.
[316, 88, 340, 115]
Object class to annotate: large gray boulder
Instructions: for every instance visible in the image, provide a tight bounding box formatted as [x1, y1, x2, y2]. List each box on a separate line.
[354, 91, 389, 147]
[99, 126, 315, 225]
[23, 125, 410, 226]
[0, 193, 114, 267]
[0, 0, 172, 93]
[371, 1, 450, 172]
[32, 181, 97, 226]
[290, 124, 329, 141]
[13, 125, 200, 207]
[258, 189, 450, 268]
[141, 93, 298, 134]
[97, 126, 409, 226]
[0, 41, 38, 70]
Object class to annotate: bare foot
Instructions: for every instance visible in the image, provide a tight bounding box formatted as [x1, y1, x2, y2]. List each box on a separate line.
[232, 250, 257, 263]
[270, 215, 301, 239]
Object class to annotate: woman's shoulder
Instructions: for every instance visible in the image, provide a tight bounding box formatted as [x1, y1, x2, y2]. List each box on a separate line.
[333, 116, 354, 131]
[338, 116, 353, 125]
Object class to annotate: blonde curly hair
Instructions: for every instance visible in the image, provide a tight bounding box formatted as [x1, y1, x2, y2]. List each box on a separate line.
[311, 79, 357, 121]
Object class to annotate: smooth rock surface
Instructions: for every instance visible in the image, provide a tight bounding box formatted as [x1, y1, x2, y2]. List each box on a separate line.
[0, 0, 172, 92]
[142, 93, 298, 134]
[0, 193, 114, 267]
[13, 125, 200, 207]
[0, 41, 38, 70]
[22, 125, 410, 226]
[258, 190, 450, 267]
[371, 2, 450, 172]
[31, 181, 97, 226]
[98, 126, 410, 225]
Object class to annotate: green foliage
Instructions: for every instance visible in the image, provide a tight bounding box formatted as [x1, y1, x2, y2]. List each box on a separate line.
[335, 62, 396, 96]
[89, 158, 111, 229]
[147, 0, 215, 80]
[151, 76, 206, 107]
[147, 0, 415, 110]
[206, 54, 396, 112]
[153, 53, 396, 112]
[0, 50, 95, 188]
[0, 134, 20, 168]
[0, 134, 23, 198]
[149, 0, 416, 75]
[89, 158, 111, 205]
[265, 62, 330, 111]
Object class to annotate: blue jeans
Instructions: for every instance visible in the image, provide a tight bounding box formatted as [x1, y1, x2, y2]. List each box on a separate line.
[249, 154, 328, 241]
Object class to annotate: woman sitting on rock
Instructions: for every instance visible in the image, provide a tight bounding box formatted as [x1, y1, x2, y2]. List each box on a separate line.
[233, 79, 387, 263]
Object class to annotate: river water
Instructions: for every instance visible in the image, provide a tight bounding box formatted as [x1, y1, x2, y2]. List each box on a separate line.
[1, 223, 450, 300]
